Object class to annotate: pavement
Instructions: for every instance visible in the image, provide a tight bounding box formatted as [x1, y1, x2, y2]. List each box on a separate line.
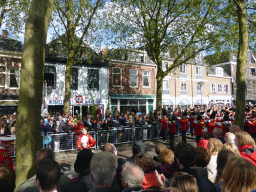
[55, 135, 197, 178]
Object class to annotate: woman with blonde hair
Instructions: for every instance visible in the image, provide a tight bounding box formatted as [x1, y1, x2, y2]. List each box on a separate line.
[207, 138, 223, 183]
[171, 172, 199, 192]
[222, 143, 240, 156]
[235, 132, 256, 166]
[222, 156, 256, 192]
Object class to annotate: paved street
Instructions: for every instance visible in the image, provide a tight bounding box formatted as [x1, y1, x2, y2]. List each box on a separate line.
[55, 135, 197, 178]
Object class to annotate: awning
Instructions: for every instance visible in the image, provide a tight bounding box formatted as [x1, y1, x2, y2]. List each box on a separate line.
[195, 100, 205, 105]
[162, 100, 173, 105]
[178, 99, 190, 106]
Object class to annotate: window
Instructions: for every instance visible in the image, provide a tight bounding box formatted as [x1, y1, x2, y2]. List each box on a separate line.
[0, 60, 21, 88]
[180, 81, 187, 91]
[162, 61, 168, 72]
[196, 66, 202, 75]
[215, 67, 223, 76]
[71, 68, 78, 90]
[143, 71, 150, 88]
[250, 68, 256, 76]
[197, 83, 202, 91]
[218, 84, 222, 93]
[44, 66, 56, 88]
[129, 69, 138, 87]
[180, 64, 186, 74]
[113, 68, 122, 86]
[88, 69, 99, 90]
[163, 79, 169, 90]
[212, 83, 216, 93]
[224, 84, 228, 93]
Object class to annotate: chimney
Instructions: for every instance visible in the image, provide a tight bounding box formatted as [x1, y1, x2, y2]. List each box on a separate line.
[2, 30, 8, 38]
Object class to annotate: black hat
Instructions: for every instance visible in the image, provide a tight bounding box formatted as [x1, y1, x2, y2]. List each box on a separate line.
[74, 149, 93, 174]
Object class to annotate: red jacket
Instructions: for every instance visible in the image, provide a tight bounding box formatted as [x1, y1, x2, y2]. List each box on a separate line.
[197, 139, 209, 149]
[158, 118, 168, 130]
[168, 122, 176, 133]
[0, 147, 14, 170]
[249, 122, 256, 134]
[77, 134, 96, 150]
[178, 118, 188, 131]
[188, 117, 195, 128]
[194, 122, 204, 137]
[238, 145, 256, 166]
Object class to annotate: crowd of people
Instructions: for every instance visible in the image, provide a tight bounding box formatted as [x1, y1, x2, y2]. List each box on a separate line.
[1, 104, 256, 191]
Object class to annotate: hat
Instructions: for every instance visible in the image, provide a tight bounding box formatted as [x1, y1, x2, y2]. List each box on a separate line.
[74, 149, 93, 174]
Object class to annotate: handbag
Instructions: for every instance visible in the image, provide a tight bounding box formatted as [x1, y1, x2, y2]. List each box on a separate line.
[44, 134, 52, 144]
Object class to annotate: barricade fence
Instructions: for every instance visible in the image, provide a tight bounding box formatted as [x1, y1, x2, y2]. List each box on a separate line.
[4, 125, 184, 157]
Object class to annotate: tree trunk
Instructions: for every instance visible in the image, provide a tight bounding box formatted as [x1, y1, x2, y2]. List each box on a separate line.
[156, 66, 164, 114]
[15, 0, 53, 189]
[234, 0, 248, 129]
[63, 57, 73, 115]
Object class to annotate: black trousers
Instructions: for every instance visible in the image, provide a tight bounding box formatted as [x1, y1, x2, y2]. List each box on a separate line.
[181, 131, 187, 142]
[161, 130, 166, 141]
[169, 132, 175, 150]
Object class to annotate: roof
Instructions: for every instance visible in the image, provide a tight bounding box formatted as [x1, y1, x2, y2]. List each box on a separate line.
[207, 66, 231, 78]
[0, 36, 23, 52]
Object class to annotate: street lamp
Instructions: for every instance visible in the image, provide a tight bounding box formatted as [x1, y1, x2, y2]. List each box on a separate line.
[198, 82, 205, 107]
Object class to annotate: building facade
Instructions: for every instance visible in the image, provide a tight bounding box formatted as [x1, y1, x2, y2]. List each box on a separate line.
[0, 31, 22, 114]
[108, 50, 157, 114]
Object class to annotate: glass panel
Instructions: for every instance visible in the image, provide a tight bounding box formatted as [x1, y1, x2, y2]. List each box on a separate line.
[10, 74, 18, 87]
[113, 74, 121, 86]
[111, 99, 118, 105]
[139, 99, 146, 104]
[130, 75, 137, 86]
[120, 106, 129, 114]
[113, 68, 120, 73]
[45, 66, 56, 74]
[148, 105, 153, 113]
[88, 69, 99, 90]
[140, 106, 146, 114]
[148, 99, 153, 105]
[120, 99, 128, 105]
[143, 76, 149, 86]
[71, 68, 78, 90]
[0, 74, 5, 86]
[129, 99, 138, 105]
[130, 70, 137, 75]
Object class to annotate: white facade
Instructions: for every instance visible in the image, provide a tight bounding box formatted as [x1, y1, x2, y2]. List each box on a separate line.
[43, 62, 109, 118]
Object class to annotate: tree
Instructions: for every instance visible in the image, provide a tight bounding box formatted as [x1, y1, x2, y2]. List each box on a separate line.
[15, 0, 53, 188]
[233, 0, 248, 128]
[0, 0, 30, 35]
[50, 0, 104, 115]
[105, 0, 227, 112]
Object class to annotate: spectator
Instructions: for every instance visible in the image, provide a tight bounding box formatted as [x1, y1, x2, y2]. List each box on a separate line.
[157, 149, 179, 183]
[174, 142, 217, 192]
[171, 172, 199, 192]
[235, 132, 256, 166]
[197, 132, 212, 149]
[121, 162, 144, 192]
[103, 143, 126, 191]
[126, 140, 147, 164]
[36, 159, 61, 192]
[89, 152, 118, 192]
[207, 138, 223, 183]
[214, 149, 237, 191]
[221, 143, 240, 156]
[0, 146, 14, 170]
[229, 124, 241, 134]
[194, 147, 210, 179]
[135, 153, 160, 190]
[212, 128, 225, 144]
[224, 132, 235, 145]
[222, 156, 256, 192]
[16, 149, 71, 192]
[0, 164, 16, 192]
[61, 149, 95, 192]
[153, 143, 167, 163]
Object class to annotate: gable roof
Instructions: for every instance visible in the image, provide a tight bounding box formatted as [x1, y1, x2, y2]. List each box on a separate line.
[0, 36, 23, 52]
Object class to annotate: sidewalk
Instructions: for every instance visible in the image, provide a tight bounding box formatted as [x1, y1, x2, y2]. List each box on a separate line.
[55, 135, 197, 178]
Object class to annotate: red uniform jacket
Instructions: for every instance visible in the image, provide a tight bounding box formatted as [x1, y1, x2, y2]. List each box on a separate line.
[207, 122, 216, 134]
[249, 122, 256, 134]
[158, 118, 168, 130]
[178, 118, 188, 131]
[188, 117, 195, 128]
[77, 134, 96, 150]
[74, 123, 84, 135]
[194, 122, 204, 137]
[197, 139, 209, 149]
[168, 122, 176, 133]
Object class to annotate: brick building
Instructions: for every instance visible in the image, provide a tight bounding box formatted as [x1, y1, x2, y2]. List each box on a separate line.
[108, 50, 157, 114]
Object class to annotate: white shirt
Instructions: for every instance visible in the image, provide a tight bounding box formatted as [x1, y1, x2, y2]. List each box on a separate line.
[81, 135, 89, 149]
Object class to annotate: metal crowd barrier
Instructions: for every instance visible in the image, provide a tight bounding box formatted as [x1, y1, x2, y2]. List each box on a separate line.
[5, 125, 166, 157]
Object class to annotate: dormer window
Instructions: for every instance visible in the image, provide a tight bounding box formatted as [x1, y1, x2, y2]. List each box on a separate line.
[215, 67, 223, 76]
